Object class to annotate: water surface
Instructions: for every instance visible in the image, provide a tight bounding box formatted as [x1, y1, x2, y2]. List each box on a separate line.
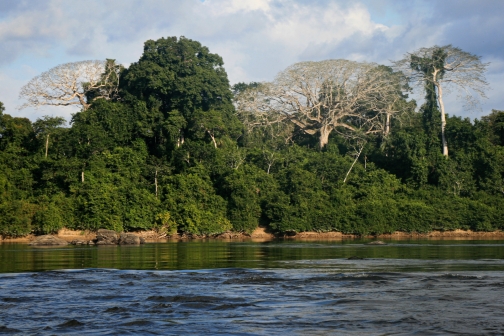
[1, 239, 503, 335]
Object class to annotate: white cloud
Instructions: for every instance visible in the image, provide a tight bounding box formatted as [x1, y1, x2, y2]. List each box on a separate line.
[0, 0, 503, 120]
[204, 0, 272, 15]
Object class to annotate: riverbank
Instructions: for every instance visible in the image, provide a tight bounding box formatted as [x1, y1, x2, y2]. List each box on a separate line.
[2, 227, 504, 244]
[289, 229, 504, 240]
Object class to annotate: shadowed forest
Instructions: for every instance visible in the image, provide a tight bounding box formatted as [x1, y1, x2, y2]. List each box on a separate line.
[1, 36, 503, 237]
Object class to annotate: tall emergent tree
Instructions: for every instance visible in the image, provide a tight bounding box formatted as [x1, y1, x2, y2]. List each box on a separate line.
[19, 59, 121, 111]
[393, 45, 489, 157]
[235, 60, 407, 149]
[121, 36, 240, 154]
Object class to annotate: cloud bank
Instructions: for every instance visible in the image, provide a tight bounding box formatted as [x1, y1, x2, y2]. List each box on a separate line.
[0, 0, 503, 121]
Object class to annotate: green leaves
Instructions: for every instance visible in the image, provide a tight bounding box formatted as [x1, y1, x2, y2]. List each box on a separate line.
[220, 165, 270, 233]
[162, 169, 231, 235]
[122, 36, 232, 116]
[0, 201, 37, 237]
[1, 41, 503, 238]
[32, 203, 64, 234]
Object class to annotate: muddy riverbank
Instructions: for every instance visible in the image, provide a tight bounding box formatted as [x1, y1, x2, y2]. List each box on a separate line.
[2, 227, 504, 244]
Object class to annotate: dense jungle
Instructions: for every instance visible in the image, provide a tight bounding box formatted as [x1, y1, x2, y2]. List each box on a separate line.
[1, 36, 503, 238]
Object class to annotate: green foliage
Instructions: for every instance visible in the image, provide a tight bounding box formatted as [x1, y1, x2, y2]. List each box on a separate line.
[1, 43, 503, 238]
[480, 110, 504, 146]
[0, 200, 37, 237]
[74, 178, 125, 232]
[0, 113, 35, 153]
[123, 187, 160, 231]
[231, 82, 262, 96]
[155, 211, 178, 235]
[162, 168, 231, 235]
[267, 165, 338, 233]
[353, 198, 398, 235]
[70, 100, 136, 156]
[70, 143, 153, 232]
[220, 165, 272, 233]
[120, 36, 241, 162]
[32, 203, 64, 234]
[32, 115, 66, 158]
[122, 36, 232, 115]
[395, 200, 434, 233]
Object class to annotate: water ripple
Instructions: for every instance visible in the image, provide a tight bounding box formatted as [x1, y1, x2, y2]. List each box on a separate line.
[0, 267, 503, 335]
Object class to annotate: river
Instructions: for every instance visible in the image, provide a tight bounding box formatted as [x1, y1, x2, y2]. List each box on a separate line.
[1, 239, 504, 334]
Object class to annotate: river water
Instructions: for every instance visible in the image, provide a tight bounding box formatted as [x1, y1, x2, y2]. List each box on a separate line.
[1, 239, 504, 335]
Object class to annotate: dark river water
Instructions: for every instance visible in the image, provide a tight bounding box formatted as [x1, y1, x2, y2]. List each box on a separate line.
[1, 239, 504, 335]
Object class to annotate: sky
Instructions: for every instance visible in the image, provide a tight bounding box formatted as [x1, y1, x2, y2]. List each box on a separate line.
[1, 0, 503, 123]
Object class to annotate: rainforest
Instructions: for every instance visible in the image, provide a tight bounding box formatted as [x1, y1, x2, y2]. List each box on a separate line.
[1, 36, 503, 238]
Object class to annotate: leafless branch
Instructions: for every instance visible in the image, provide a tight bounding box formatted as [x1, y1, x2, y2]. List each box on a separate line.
[235, 60, 408, 148]
[19, 60, 121, 111]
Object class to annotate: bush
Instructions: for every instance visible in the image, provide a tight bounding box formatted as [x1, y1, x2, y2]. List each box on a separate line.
[123, 188, 160, 231]
[154, 211, 178, 235]
[163, 169, 232, 235]
[32, 203, 64, 234]
[0, 200, 37, 237]
[353, 199, 398, 235]
[396, 200, 434, 233]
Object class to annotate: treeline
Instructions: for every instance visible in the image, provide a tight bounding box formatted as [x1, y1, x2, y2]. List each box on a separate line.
[1, 37, 503, 237]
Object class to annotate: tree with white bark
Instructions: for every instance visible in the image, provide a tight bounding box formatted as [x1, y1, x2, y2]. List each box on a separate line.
[19, 59, 121, 111]
[393, 45, 489, 157]
[235, 60, 407, 149]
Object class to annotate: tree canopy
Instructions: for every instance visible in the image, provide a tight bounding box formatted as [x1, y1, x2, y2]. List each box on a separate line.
[1, 39, 503, 238]
[393, 45, 489, 156]
[235, 60, 410, 149]
[122, 36, 233, 114]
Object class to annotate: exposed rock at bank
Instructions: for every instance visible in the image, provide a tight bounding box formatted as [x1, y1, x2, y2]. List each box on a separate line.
[4, 227, 504, 245]
[95, 229, 119, 245]
[90, 230, 145, 245]
[215, 232, 248, 239]
[29, 235, 68, 246]
[213, 227, 276, 241]
[70, 240, 94, 245]
[118, 233, 145, 245]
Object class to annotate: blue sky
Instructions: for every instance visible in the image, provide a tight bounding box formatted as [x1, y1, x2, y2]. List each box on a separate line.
[1, 0, 503, 122]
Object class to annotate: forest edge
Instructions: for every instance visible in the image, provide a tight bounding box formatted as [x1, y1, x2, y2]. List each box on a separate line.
[2, 227, 504, 244]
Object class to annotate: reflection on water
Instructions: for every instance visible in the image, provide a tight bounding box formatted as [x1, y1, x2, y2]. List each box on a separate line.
[2, 239, 504, 273]
[1, 240, 504, 335]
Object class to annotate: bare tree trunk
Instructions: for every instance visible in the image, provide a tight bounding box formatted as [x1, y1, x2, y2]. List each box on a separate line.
[207, 130, 217, 148]
[45, 134, 49, 158]
[177, 130, 184, 148]
[343, 144, 364, 184]
[263, 150, 276, 174]
[78, 93, 90, 111]
[436, 82, 449, 157]
[81, 171, 85, 183]
[155, 169, 158, 198]
[319, 125, 332, 149]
